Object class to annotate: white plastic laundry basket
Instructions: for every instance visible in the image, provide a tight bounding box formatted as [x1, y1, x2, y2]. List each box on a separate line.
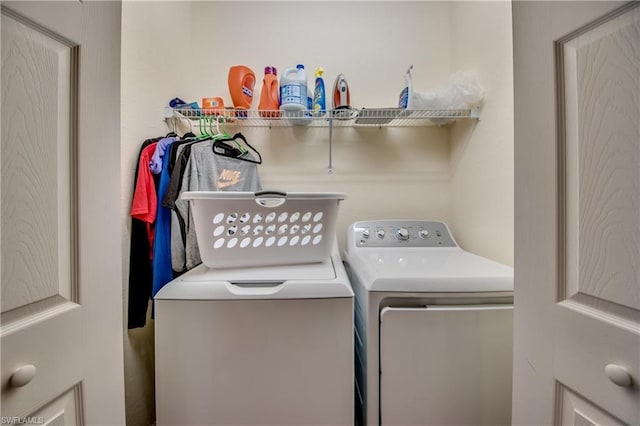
[182, 191, 347, 268]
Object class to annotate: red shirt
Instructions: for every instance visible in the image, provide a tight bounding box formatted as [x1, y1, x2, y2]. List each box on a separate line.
[131, 142, 158, 255]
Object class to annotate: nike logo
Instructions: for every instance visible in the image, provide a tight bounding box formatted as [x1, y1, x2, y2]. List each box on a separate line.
[216, 169, 242, 189]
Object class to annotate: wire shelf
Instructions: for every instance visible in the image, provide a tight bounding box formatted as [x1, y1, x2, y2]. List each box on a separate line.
[166, 106, 480, 128]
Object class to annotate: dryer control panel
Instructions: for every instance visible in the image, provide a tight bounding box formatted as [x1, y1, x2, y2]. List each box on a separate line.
[349, 220, 457, 248]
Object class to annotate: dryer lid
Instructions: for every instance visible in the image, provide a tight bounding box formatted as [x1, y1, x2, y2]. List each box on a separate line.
[345, 248, 513, 293]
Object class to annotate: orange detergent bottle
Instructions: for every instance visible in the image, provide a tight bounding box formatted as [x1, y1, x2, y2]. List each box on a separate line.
[258, 66, 281, 118]
[228, 65, 255, 111]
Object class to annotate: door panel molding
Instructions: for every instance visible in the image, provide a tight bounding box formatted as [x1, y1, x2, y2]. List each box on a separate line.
[555, 2, 640, 320]
[559, 297, 639, 332]
[1, 6, 80, 321]
[21, 383, 85, 425]
[555, 382, 626, 426]
[1, 305, 82, 416]
[1, 6, 78, 48]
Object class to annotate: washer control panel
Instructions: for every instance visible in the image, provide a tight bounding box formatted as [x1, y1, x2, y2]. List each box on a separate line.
[351, 220, 457, 248]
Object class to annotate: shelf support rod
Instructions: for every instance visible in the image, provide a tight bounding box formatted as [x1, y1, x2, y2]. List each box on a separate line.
[328, 118, 334, 174]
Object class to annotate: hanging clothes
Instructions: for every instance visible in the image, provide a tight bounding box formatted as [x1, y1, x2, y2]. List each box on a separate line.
[127, 138, 159, 329]
[128, 130, 263, 327]
[130, 141, 159, 252]
[151, 137, 178, 299]
[149, 136, 176, 174]
[162, 141, 198, 274]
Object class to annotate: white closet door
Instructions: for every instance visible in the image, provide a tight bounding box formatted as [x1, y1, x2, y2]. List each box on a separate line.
[513, 2, 640, 425]
[380, 305, 513, 426]
[1, 2, 124, 424]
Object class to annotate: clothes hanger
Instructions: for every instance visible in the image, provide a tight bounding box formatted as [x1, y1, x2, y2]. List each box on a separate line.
[181, 115, 194, 137]
[208, 115, 215, 137]
[195, 115, 212, 141]
[215, 115, 248, 154]
[210, 115, 241, 156]
[212, 132, 262, 164]
[206, 115, 247, 157]
[214, 115, 230, 139]
[165, 117, 177, 137]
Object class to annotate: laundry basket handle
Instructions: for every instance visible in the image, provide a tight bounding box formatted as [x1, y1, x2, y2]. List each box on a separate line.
[254, 190, 287, 197]
[255, 190, 287, 208]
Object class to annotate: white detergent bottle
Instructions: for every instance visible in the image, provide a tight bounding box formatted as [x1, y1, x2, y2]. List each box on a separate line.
[280, 64, 309, 124]
[280, 64, 308, 112]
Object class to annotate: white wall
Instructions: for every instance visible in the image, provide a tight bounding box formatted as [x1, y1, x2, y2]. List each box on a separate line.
[121, 3, 194, 426]
[121, 2, 513, 425]
[450, 1, 514, 266]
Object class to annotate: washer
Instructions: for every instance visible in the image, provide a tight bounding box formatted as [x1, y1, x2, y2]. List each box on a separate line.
[154, 244, 354, 426]
[344, 220, 514, 426]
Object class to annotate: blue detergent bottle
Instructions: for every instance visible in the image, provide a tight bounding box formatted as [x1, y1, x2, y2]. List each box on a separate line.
[313, 67, 326, 116]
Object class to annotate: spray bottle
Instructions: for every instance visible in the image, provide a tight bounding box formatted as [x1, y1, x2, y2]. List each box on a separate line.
[399, 64, 414, 109]
[313, 67, 326, 116]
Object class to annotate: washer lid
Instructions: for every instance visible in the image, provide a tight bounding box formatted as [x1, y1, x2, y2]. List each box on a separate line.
[345, 247, 513, 293]
[155, 252, 354, 300]
[183, 257, 336, 282]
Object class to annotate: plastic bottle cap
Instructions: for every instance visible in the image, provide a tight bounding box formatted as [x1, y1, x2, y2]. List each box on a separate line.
[296, 64, 304, 69]
[315, 67, 324, 77]
[264, 66, 277, 75]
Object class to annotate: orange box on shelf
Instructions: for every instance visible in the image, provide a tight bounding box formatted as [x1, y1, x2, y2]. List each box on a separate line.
[202, 97, 225, 115]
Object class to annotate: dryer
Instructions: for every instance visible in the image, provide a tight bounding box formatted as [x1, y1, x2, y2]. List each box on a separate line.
[344, 220, 514, 426]
[154, 244, 354, 426]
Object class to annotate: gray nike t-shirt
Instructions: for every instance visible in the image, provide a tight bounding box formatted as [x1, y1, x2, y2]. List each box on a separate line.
[173, 139, 262, 271]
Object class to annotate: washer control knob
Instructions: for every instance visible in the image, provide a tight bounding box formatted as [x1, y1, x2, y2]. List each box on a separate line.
[419, 229, 429, 239]
[376, 229, 386, 239]
[395, 228, 410, 240]
[361, 229, 370, 239]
